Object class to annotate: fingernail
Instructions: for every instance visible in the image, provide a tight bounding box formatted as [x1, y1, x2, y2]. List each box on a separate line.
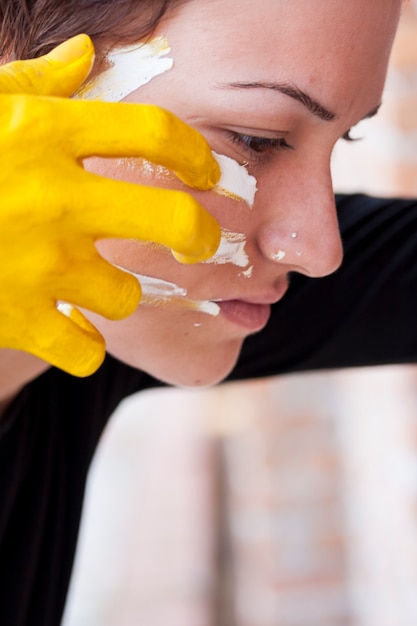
[47, 34, 94, 65]
[172, 250, 201, 264]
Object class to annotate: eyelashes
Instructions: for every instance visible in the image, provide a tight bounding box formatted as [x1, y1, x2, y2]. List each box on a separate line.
[226, 127, 359, 163]
[342, 128, 361, 142]
[227, 131, 293, 161]
[342, 129, 354, 141]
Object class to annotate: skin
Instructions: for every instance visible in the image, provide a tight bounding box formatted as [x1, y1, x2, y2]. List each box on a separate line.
[0, 36, 220, 377]
[84, 0, 401, 387]
[0, 0, 402, 408]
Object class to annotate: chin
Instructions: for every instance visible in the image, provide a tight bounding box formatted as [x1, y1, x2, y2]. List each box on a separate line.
[114, 338, 243, 389]
[162, 362, 237, 389]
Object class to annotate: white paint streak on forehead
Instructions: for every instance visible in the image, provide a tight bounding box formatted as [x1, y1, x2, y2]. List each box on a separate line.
[73, 36, 173, 102]
[204, 229, 249, 268]
[212, 152, 258, 207]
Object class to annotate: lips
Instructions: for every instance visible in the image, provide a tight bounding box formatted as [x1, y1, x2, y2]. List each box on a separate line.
[218, 299, 272, 330]
[214, 280, 289, 330]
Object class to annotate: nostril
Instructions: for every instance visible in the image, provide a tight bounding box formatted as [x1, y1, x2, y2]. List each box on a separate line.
[258, 223, 343, 277]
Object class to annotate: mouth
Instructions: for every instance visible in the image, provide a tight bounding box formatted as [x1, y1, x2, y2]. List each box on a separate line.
[217, 299, 272, 330]
[216, 281, 289, 331]
[124, 266, 289, 328]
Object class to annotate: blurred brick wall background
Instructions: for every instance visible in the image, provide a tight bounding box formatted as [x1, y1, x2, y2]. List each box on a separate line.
[332, 3, 417, 196]
[63, 6, 417, 626]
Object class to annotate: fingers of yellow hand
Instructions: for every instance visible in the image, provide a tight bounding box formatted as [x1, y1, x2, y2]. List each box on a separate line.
[1, 307, 105, 377]
[57, 303, 98, 332]
[78, 175, 221, 262]
[171, 250, 209, 265]
[67, 102, 220, 189]
[47, 308, 106, 376]
[57, 258, 142, 319]
[0, 34, 94, 97]
[1, 97, 219, 192]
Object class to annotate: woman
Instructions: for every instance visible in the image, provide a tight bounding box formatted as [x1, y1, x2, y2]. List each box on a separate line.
[1, 1, 415, 625]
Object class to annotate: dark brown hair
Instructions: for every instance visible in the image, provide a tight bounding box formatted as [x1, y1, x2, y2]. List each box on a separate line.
[0, 0, 182, 60]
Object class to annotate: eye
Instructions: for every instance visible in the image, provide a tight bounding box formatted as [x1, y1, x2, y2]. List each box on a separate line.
[227, 131, 293, 158]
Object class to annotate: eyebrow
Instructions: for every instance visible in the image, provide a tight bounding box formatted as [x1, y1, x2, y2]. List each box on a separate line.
[216, 81, 381, 124]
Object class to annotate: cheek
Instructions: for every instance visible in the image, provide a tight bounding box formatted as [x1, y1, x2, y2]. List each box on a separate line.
[86, 154, 253, 232]
[89, 155, 255, 287]
[84, 155, 171, 184]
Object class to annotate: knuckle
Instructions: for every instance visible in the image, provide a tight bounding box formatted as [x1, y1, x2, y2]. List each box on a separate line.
[0, 94, 58, 148]
[113, 273, 141, 317]
[171, 191, 201, 237]
[144, 104, 183, 149]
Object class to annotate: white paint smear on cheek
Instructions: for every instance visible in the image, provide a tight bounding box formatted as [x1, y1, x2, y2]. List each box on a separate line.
[212, 152, 257, 207]
[240, 265, 253, 278]
[121, 152, 258, 208]
[114, 266, 220, 316]
[135, 274, 187, 298]
[73, 36, 173, 102]
[117, 152, 257, 207]
[133, 149, 258, 210]
[204, 229, 249, 268]
[137, 274, 220, 316]
[73, 37, 258, 209]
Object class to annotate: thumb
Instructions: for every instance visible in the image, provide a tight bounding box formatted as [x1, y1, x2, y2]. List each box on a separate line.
[0, 34, 95, 96]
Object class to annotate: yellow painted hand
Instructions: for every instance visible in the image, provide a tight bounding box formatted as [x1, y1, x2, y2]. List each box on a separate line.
[0, 35, 221, 376]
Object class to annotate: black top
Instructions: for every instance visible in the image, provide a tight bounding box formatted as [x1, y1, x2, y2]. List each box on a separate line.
[1, 194, 417, 626]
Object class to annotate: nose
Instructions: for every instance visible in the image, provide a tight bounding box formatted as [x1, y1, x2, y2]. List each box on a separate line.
[256, 161, 343, 278]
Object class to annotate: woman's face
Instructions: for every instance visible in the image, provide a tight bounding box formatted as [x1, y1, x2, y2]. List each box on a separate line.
[85, 0, 400, 386]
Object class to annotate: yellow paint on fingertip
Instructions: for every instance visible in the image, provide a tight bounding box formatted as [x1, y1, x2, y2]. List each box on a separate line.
[172, 222, 221, 265]
[57, 302, 97, 333]
[182, 149, 221, 191]
[48, 34, 94, 65]
[44, 34, 95, 96]
[171, 250, 199, 264]
[47, 34, 95, 88]
[64, 350, 106, 378]
[206, 153, 222, 189]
